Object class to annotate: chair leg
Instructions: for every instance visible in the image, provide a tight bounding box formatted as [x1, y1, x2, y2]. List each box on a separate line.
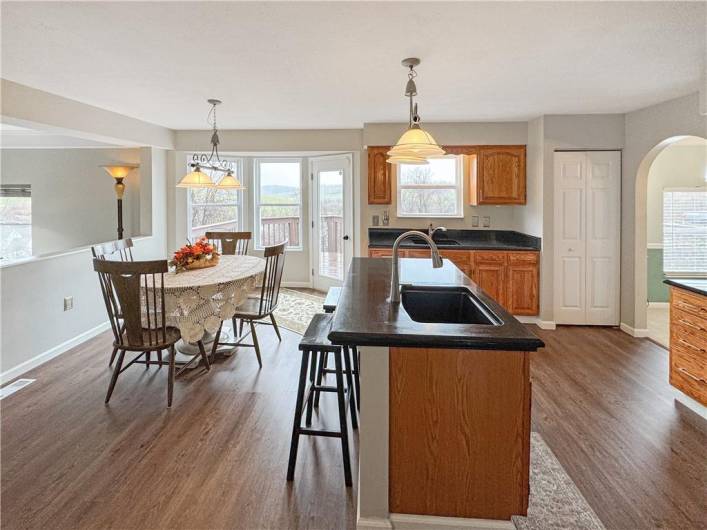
[197, 340, 210, 371]
[313, 351, 327, 409]
[352, 346, 360, 412]
[287, 349, 310, 481]
[305, 351, 318, 427]
[109, 347, 118, 366]
[157, 349, 163, 367]
[270, 313, 282, 341]
[239, 318, 244, 337]
[105, 350, 126, 404]
[343, 347, 358, 430]
[167, 345, 176, 407]
[210, 322, 223, 361]
[334, 350, 353, 487]
[232, 317, 239, 338]
[146, 351, 151, 368]
[250, 320, 262, 368]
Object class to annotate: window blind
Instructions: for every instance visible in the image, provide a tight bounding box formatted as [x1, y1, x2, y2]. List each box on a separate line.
[662, 187, 707, 276]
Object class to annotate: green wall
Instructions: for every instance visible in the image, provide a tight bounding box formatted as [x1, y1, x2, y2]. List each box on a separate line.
[647, 248, 669, 302]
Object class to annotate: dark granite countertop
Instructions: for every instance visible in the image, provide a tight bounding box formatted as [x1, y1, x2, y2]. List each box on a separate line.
[664, 278, 707, 297]
[328, 257, 544, 351]
[368, 228, 541, 251]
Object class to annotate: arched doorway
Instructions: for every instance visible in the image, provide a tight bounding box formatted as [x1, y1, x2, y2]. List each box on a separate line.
[634, 135, 707, 340]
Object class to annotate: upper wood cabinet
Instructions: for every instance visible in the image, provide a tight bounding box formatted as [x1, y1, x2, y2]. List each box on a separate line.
[469, 146, 526, 205]
[367, 146, 392, 204]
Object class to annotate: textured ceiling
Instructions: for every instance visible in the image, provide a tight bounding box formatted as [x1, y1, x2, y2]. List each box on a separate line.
[1, 1, 705, 129]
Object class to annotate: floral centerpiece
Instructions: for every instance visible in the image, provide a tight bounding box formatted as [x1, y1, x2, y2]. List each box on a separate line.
[170, 237, 220, 272]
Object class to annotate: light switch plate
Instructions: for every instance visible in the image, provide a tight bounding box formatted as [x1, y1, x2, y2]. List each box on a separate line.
[64, 296, 73, 311]
[482, 216, 491, 228]
[471, 216, 479, 227]
[372, 215, 380, 226]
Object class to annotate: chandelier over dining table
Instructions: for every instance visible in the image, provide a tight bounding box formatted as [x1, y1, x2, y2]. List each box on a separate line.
[177, 99, 246, 189]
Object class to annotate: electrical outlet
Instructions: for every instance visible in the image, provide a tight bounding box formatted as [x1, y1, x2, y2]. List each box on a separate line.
[372, 215, 380, 226]
[64, 296, 73, 311]
[471, 216, 479, 227]
[482, 216, 491, 228]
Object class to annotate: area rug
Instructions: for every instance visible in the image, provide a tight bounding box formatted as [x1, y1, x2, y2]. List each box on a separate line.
[273, 288, 326, 334]
[513, 433, 605, 530]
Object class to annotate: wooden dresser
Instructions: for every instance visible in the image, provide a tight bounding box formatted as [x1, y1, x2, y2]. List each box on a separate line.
[667, 282, 707, 406]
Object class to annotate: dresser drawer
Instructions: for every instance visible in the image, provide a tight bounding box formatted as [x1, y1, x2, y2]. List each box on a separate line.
[672, 288, 707, 321]
[671, 307, 707, 335]
[670, 361, 707, 406]
[671, 341, 707, 380]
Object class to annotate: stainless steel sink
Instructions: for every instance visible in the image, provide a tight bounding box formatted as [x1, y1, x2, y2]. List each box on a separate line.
[409, 236, 461, 246]
[400, 285, 500, 325]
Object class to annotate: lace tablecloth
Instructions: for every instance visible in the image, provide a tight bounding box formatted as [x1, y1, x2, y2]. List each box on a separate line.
[158, 255, 265, 343]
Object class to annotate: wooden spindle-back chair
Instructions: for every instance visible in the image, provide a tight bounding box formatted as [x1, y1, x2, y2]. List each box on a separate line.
[91, 238, 134, 365]
[205, 231, 251, 256]
[93, 259, 208, 407]
[214, 241, 287, 367]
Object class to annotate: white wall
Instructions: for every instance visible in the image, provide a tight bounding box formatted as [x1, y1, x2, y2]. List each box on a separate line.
[646, 141, 707, 246]
[1, 82, 172, 381]
[1, 148, 142, 256]
[624, 92, 707, 329]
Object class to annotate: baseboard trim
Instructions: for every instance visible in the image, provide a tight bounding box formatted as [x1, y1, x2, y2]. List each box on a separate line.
[537, 320, 556, 330]
[648, 302, 669, 308]
[673, 389, 707, 422]
[514, 316, 537, 324]
[0, 321, 111, 385]
[619, 322, 650, 338]
[357, 514, 513, 530]
[391, 513, 513, 529]
[282, 281, 312, 288]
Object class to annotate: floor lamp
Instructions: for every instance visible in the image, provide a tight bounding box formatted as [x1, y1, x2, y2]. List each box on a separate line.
[101, 165, 138, 240]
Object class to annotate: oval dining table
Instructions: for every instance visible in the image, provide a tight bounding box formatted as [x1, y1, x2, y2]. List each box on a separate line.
[159, 254, 266, 365]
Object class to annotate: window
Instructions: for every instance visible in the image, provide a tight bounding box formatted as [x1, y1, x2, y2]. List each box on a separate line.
[397, 156, 463, 217]
[186, 157, 243, 241]
[254, 159, 302, 250]
[0, 185, 32, 261]
[663, 187, 707, 276]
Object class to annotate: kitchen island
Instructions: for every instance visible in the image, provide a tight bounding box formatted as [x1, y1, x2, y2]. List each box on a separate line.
[329, 257, 544, 529]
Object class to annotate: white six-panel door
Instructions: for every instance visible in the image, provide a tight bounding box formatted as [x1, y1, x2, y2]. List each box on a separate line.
[554, 151, 620, 325]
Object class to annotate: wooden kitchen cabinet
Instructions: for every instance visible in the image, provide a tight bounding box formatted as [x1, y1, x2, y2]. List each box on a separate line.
[440, 249, 474, 278]
[368, 248, 392, 258]
[469, 146, 526, 205]
[472, 251, 508, 307]
[367, 146, 392, 204]
[507, 253, 540, 316]
[669, 287, 707, 405]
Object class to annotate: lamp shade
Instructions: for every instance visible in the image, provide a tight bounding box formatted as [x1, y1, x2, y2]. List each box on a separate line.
[101, 165, 137, 179]
[386, 154, 429, 165]
[177, 166, 215, 188]
[217, 171, 246, 189]
[387, 125, 446, 164]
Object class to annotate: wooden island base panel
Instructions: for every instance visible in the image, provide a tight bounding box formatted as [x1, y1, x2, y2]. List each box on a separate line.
[389, 347, 530, 520]
[666, 280, 707, 406]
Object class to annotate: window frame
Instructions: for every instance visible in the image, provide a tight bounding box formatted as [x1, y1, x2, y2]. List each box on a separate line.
[253, 157, 304, 251]
[0, 184, 32, 262]
[186, 155, 244, 241]
[396, 155, 464, 218]
[662, 186, 707, 278]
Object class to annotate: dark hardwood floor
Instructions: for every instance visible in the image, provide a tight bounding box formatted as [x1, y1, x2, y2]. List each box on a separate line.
[1, 324, 705, 529]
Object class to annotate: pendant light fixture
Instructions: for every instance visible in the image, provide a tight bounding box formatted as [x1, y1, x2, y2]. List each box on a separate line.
[387, 58, 445, 165]
[177, 99, 246, 189]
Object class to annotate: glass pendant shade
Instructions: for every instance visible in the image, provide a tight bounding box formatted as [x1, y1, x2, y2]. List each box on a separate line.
[217, 171, 246, 189]
[101, 165, 137, 179]
[387, 154, 429, 165]
[177, 166, 215, 188]
[387, 125, 445, 164]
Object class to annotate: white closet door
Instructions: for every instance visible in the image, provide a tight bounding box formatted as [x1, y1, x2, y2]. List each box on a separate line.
[554, 152, 587, 325]
[553, 151, 621, 326]
[585, 151, 621, 325]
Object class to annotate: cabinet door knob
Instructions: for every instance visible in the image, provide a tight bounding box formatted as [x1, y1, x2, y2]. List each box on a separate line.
[343, 235, 350, 241]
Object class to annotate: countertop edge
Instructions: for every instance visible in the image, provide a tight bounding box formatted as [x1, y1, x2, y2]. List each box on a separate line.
[664, 279, 707, 297]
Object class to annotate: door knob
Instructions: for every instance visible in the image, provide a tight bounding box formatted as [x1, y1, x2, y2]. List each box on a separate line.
[568, 248, 574, 252]
[343, 235, 350, 241]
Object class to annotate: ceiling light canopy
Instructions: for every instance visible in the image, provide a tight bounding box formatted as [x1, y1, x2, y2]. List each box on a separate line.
[177, 99, 246, 189]
[387, 58, 445, 165]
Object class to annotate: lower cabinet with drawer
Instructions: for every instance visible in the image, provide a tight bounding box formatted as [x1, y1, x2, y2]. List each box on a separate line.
[669, 287, 707, 406]
[367, 247, 540, 316]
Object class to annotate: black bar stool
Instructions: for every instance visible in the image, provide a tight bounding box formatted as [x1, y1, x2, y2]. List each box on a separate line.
[317, 287, 360, 412]
[287, 313, 357, 487]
